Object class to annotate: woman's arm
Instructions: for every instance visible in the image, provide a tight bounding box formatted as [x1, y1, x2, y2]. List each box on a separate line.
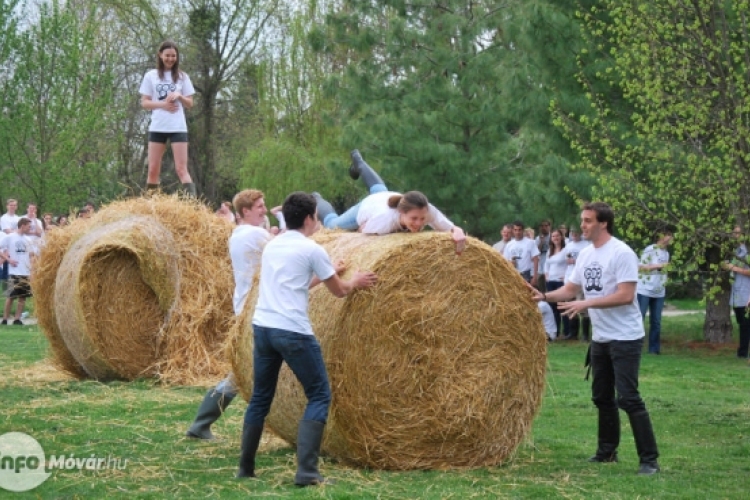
[141, 95, 178, 112]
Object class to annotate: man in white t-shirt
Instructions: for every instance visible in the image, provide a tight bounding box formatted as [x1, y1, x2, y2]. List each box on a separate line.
[237, 192, 377, 485]
[528, 202, 660, 476]
[503, 220, 540, 285]
[0, 199, 20, 234]
[186, 189, 273, 440]
[23, 203, 43, 238]
[492, 224, 512, 254]
[0, 218, 36, 325]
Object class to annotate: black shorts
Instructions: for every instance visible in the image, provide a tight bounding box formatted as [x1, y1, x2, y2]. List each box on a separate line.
[8, 275, 31, 299]
[148, 132, 188, 144]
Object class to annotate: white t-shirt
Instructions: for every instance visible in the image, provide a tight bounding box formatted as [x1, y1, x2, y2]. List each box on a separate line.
[568, 237, 644, 342]
[139, 69, 195, 133]
[0, 213, 19, 233]
[538, 301, 557, 340]
[22, 215, 43, 238]
[492, 240, 508, 254]
[356, 191, 454, 234]
[544, 250, 568, 282]
[636, 244, 670, 298]
[0, 232, 35, 276]
[503, 237, 540, 274]
[229, 224, 272, 316]
[252, 231, 336, 336]
[564, 239, 591, 282]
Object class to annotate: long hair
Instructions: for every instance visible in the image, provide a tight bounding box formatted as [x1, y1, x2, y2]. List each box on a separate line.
[156, 40, 181, 83]
[549, 229, 566, 256]
[387, 191, 429, 213]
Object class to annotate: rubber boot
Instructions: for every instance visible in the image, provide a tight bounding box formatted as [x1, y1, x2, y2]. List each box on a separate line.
[349, 149, 384, 190]
[294, 420, 333, 486]
[312, 192, 336, 223]
[236, 423, 264, 478]
[181, 182, 197, 198]
[582, 316, 591, 342]
[185, 389, 235, 440]
[588, 408, 620, 462]
[628, 410, 660, 475]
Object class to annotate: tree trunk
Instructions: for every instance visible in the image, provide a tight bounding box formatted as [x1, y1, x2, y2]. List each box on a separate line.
[704, 243, 733, 343]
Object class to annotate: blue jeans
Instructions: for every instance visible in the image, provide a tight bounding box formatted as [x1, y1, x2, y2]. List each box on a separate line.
[244, 325, 332, 427]
[590, 339, 647, 415]
[323, 184, 388, 229]
[637, 294, 664, 354]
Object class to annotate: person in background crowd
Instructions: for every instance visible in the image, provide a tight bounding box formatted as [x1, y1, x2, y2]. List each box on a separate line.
[216, 201, 236, 224]
[42, 213, 54, 230]
[0, 218, 37, 325]
[139, 40, 196, 197]
[528, 202, 660, 476]
[57, 215, 69, 227]
[544, 229, 567, 336]
[725, 226, 750, 359]
[559, 223, 570, 243]
[536, 220, 551, 291]
[23, 203, 43, 238]
[1, 199, 20, 234]
[77, 209, 90, 219]
[84, 202, 96, 215]
[637, 230, 673, 355]
[503, 221, 540, 285]
[562, 227, 591, 340]
[493, 224, 513, 255]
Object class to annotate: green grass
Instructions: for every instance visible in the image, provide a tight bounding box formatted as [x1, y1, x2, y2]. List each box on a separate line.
[664, 298, 704, 311]
[0, 318, 748, 499]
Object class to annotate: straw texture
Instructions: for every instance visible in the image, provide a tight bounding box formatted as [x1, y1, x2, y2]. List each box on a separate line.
[229, 231, 546, 470]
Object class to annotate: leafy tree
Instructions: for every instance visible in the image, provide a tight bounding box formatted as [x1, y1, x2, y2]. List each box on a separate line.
[310, 0, 594, 239]
[0, 1, 119, 214]
[554, 0, 750, 342]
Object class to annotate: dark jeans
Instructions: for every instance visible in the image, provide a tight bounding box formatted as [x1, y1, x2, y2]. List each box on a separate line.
[546, 280, 564, 334]
[733, 307, 750, 358]
[590, 339, 647, 415]
[244, 325, 332, 427]
[637, 294, 665, 354]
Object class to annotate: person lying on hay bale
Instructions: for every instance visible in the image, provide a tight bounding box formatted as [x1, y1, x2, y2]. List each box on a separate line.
[186, 189, 273, 440]
[312, 150, 466, 255]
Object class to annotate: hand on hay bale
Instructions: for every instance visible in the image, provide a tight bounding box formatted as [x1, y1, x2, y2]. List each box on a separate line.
[230, 231, 546, 470]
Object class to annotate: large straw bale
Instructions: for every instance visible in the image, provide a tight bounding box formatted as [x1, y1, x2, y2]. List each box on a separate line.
[32, 194, 235, 384]
[229, 231, 546, 470]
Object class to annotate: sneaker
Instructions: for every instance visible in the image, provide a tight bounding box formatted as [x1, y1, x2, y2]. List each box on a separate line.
[12, 319, 23, 325]
[637, 462, 660, 475]
[0, 319, 6, 325]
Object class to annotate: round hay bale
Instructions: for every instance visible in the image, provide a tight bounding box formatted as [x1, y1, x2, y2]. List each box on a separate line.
[54, 216, 179, 380]
[229, 231, 546, 470]
[32, 194, 235, 384]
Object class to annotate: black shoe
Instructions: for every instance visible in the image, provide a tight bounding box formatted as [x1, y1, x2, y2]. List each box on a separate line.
[12, 319, 22, 325]
[637, 462, 660, 475]
[0, 319, 6, 325]
[349, 150, 363, 180]
[588, 453, 618, 463]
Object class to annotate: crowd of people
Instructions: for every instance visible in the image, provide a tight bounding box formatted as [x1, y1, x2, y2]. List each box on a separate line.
[0, 199, 95, 325]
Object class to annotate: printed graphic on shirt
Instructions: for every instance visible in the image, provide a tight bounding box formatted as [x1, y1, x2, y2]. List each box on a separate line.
[583, 262, 604, 293]
[14, 239, 27, 254]
[156, 82, 176, 101]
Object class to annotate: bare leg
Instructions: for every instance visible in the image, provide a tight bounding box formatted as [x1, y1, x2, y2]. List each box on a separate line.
[171, 142, 192, 183]
[4, 298, 12, 320]
[15, 297, 25, 319]
[147, 142, 167, 184]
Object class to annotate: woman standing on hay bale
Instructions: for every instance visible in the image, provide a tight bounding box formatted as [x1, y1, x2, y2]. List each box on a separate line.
[139, 40, 196, 197]
[237, 191, 377, 486]
[186, 189, 272, 440]
[312, 150, 466, 254]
